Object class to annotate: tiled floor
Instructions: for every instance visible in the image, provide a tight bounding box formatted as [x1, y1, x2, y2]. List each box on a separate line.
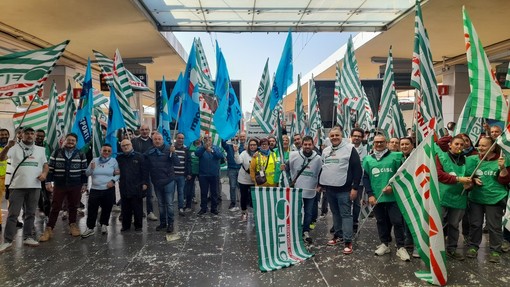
[0, 183, 509, 286]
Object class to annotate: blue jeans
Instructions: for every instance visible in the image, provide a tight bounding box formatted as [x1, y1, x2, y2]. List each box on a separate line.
[352, 186, 363, 226]
[199, 175, 218, 212]
[227, 169, 239, 205]
[325, 189, 353, 243]
[174, 176, 186, 209]
[154, 181, 176, 226]
[302, 197, 315, 233]
[311, 193, 319, 222]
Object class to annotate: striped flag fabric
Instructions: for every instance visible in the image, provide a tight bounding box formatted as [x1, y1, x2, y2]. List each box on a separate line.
[73, 73, 108, 107]
[378, 47, 407, 139]
[503, 195, 510, 232]
[463, 7, 508, 122]
[308, 77, 325, 147]
[46, 82, 63, 154]
[92, 108, 106, 158]
[13, 104, 48, 132]
[269, 31, 293, 110]
[158, 77, 172, 145]
[10, 92, 44, 106]
[0, 40, 69, 99]
[61, 80, 76, 135]
[251, 186, 313, 272]
[112, 49, 138, 129]
[194, 38, 215, 95]
[199, 94, 222, 147]
[292, 74, 306, 139]
[496, 124, 510, 157]
[251, 59, 273, 134]
[506, 61, 510, 88]
[388, 133, 447, 286]
[72, 59, 94, 150]
[179, 42, 201, 146]
[410, 2, 444, 142]
[334, 63, 350, 136]
[92, 49, 149, 92]
[453, 94, 482, 145]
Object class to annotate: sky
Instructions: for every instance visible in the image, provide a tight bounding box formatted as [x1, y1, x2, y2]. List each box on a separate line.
[173, 32, 353, 114]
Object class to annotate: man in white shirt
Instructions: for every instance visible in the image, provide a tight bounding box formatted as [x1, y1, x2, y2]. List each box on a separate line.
[0, 127, 48, 253]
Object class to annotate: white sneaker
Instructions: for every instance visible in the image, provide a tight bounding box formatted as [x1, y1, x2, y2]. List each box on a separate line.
[0, 242, 13, 253]
[375, 243, 390, 256]
[81, 228, 95, 238]
[101, 225, 108, 235]
[396, 247, 411, 261]
[112, 205, 121, 212]
[147, 212, 158, 221]
[23, 238, 40, 247]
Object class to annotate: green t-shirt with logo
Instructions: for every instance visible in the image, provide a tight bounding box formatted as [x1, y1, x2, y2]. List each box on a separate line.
[362, 151, 403, 203]
[465, 155, 509, 205]
[437, 150, 467, 209]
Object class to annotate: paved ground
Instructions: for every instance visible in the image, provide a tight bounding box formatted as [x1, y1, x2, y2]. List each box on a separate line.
[0, 181, 509, 286]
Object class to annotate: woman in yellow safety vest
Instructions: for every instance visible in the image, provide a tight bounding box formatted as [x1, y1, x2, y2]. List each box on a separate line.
[250, 138, 279, 187]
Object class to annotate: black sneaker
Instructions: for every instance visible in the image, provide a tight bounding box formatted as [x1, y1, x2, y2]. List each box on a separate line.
[156, 224, 167, 231]
[166, 224, 174, 233]
[197, 209, 207, 215]
[329, 226, 335, 233]
[16, 221, 23, 228]
[228, 202, 235, 210]
[211, 210, 219, 215]
[135, 227, 142, 231]
[447, 250, 465, 261]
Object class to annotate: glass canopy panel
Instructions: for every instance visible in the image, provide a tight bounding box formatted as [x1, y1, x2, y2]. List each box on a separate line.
[141, 0, 426, 32]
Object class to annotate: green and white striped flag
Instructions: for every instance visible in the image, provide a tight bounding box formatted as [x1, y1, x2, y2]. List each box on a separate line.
[251, 186, 313, 271]
[503, 193, 510, 232]
[292, 74, 306, 139]
[199, 94, 222, 147]
[73, 73, 108, 107]
[505, 61, 510, 88]
[251, 59, 273, 134]
[0, 40, 69, 100]
[46, 82, 63, 154]
[378, 47, 407, 139]
[269, 100, 283, 135]
[194, 38, 215, 95]
[61, 80, 76, 135]
[411, 2, 444, 142]
[92, 49, 149, 92]
[9, 93, 44, 106]
[112, 49, 139, 129]
[13, 104, 48, 132]
[463, 7, 508, 122]
[453, 95, 482, 145]
[92, 108, 106, 158]
[308, 77, 325, 147]
[388, 133, 447, 286]
[334, 63, 350, 137]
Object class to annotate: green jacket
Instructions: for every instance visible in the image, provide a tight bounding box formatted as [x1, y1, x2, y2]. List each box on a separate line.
[363, 151, 403, 203]
[465, 155, 509, 205]
[437, 150, 467, 209]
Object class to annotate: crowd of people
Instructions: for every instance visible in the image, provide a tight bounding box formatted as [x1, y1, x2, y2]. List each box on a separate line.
[0, 122, 509, 265]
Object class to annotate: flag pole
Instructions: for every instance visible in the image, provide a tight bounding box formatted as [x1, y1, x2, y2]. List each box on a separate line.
[412, 89, 419, 142]
[16, 90, 41, 129]
[352, 188, 386, 240]
[172, 96, 183, 141]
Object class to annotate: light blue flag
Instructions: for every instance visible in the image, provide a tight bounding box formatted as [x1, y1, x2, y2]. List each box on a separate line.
[269, 31, 293, 110]
[158, 77, 172, 145]
[213, 42, 242, 140]
[179, 42, 201, 146]
[168, 72, 184, 121]
[105, 84, 126, 157]
[72, 58, 94, 150]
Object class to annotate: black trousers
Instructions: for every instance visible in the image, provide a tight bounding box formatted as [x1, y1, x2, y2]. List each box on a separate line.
[86, 188, 115, 229]
[121, 196, 143, 229]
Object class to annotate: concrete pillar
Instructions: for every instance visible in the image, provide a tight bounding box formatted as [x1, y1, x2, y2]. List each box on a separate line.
[441, 64, 469, 124]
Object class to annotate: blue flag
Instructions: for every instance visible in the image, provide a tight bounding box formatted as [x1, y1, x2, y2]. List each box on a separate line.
[158, 77, 172, 145]
[213, 42, 242, 140]
[269, 31, 293, 110]
[168, 72, 184, 121]
[105, 84, 126, 157]
[72, 58, 93, 150]
[179, 42, 201, 146]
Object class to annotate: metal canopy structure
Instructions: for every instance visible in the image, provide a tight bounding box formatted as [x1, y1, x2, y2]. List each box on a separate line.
[138, 0, 427, 32]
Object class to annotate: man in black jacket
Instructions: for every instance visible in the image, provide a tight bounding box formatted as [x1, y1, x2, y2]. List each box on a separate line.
[145, 133, 179, 233]
[117, 139, 149, 231]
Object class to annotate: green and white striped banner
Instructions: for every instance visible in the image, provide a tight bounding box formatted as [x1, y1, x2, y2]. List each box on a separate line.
[378, 47, 406, 139]
[388, 133, 447, 286]
[199, 94, 222, 147]
[112, 49, 138, 129]
[251, 186, 313, 272]
[92, 49, 149, 92]
[463, 7, 508, 122]
[46, 82, 63, 154]
[334, 63, 350, 137]
[0, 40, 69, 99]
[72, 73, 108, 107]
[251, 59, 273, 134]
[61, 80, 76, 135]
[13, 104, 48, 132]
[411, 2, 444, 143]
[503, 195, 510, 232]
[453, 94, 482, 145]
[308, 77, 325, 147]
[292, 74, 306, 139]
[505, 61, 510, 89]
[194, 38, 215, 95]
